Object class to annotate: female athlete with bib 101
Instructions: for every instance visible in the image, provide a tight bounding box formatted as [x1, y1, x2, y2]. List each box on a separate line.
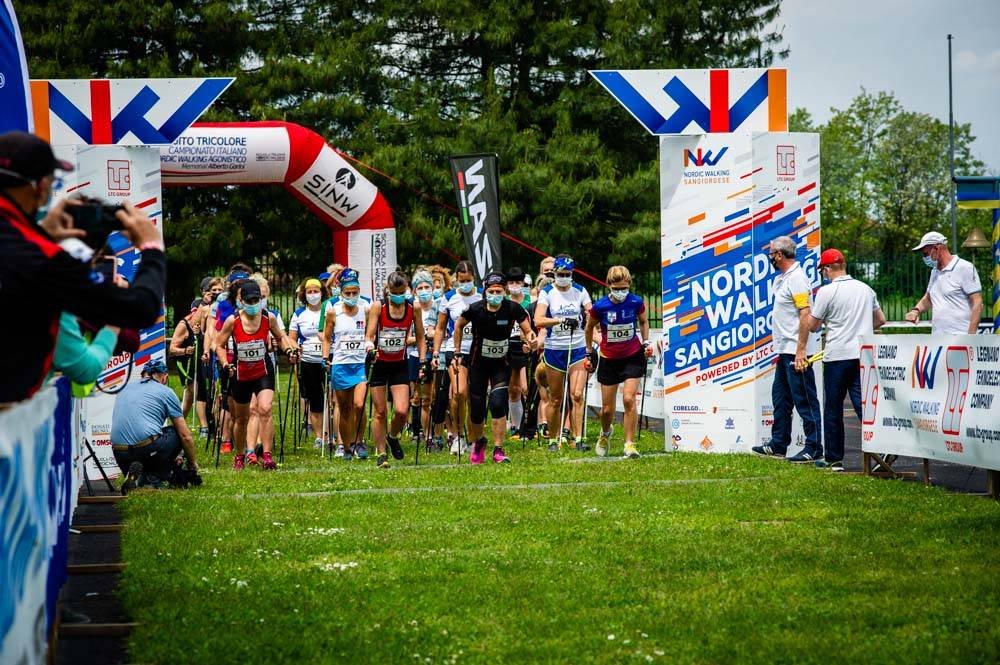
[534, 255, 592, 452]
[322, 268, 369, 461]
[451, 272, 536, 464]
[433, 261, 482, 455]
[214, 280, 298, 470]
[289, 278, 329, 451]
[584, 265, 653, 459]
[366, 270, 428, 469]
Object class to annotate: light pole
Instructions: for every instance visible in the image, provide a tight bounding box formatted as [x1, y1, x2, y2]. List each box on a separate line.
[948, 35, 958, 254]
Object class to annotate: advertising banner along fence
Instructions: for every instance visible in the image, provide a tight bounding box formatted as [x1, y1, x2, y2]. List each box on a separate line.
[449, 153, 502, 282]
[860, 334, 1000, 471]
[0, 0, 32, 133]
[659, 132, 822, 453]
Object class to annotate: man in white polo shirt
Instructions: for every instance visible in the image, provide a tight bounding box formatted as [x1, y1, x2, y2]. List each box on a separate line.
[752, 235, 822, 463]
[905, 231, 982, 334]
[806, 249, 885, 470]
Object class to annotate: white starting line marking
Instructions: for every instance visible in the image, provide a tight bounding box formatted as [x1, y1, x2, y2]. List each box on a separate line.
[197, 476, 773, 500]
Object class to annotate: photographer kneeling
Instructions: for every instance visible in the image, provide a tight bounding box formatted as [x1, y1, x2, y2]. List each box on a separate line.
[111, 359, 201, 494]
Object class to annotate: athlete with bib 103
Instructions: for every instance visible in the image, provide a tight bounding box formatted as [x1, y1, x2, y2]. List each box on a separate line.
[366, 270, 428, 469]
[584, 265, 653, 459]
[214, 279, 298, 470]
[534, 254, 592, 452]
[452, 272, 537, 464]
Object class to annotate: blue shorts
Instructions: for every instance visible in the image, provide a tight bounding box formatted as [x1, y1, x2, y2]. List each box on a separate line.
[330, 362, 366, 391]
[543, 347, 587, 372]
[407, 355, 421, 382]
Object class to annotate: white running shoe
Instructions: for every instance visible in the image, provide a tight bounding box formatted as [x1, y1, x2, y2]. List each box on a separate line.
[595, 433, 610, 457]
[313, 437, 324, 450]
[450, 437, 460, 455]
[335, 444, 345, 458]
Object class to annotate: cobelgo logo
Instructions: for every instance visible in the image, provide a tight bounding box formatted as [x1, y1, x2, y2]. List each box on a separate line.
[860, 345, 878, 425]
[942, 346, 971, 436]
[683, 147, 728, 167]
[590, 68, 787, 135]
[911, 346, 942, 389]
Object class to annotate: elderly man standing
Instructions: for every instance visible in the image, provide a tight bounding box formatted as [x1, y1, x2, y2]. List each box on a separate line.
[752, 236, 822, 463]
[807, 249, 886, 470]
[905, 231, 982, 334]
[111, 359, 200, 494]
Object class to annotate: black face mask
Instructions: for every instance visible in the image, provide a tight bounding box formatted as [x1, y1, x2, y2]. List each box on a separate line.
[768, 254, 781, 270]
[544, 271, 555, 280]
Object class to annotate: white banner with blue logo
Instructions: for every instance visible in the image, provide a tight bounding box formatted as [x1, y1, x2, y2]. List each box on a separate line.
[0, 0, 32, 132]
[860, 335, 1000, 471]
[1, 379, 75, 665]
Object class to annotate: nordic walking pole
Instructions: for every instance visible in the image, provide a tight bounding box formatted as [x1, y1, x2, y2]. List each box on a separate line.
[189, 337, 199, 429]
[321, 362, 330, 459]
[637, 357, 648, 444]
[556, 322, 576, 450]
[279, 360, 294, 463]
[351, 357, 376, 452]
[582, 365, 591, 445]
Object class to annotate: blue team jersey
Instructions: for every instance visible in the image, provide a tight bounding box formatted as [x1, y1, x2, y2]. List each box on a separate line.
[589, 293, 645, 359]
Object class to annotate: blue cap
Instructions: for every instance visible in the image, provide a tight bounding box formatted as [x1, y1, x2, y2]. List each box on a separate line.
[142, 359, 169, 376]
[554, 256, 575, 272]
[318, 271, 331, 281]
[228, 270, 250, 283]
[339, 268, 360, 287]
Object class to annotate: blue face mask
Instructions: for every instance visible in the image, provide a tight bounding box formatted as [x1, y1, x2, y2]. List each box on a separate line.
[457, 281, 475, 295]
[417, 290, 433, 302]
[486, 293, 504, 307]
[243, 302, 262, 316]
[343, 296, 359, 307]
[922, 253, 937, 269]
[432, 288, 443, 299]
[389, 293, 407, 305]
[330, 287, 341, 298]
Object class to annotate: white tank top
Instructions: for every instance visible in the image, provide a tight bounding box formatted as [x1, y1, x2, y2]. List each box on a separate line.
[331, 300, 369, 364]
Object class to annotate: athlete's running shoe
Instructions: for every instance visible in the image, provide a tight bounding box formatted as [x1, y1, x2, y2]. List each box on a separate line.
[546, 439, 561, 453]
[574, 438, 591, 452]
[538, 423, 549, 439]
[449, 435, 460, 455]
[120, 462, 144, 495]
[198, 427, 209, 439]
[376, 453, 390, 469]
[492, 446, 511, 464]
[387, 434, 404, 460]
[313, 437, 324, 450]
[561, 428, 572, 445]
[623, 442, 641, 459]
[220, 441, 233, 454]
[246, 451, 259, 466]
[335, 444, 345, 458]
[355, 443, 370, 460]
[342, 447, 354, 462]
[596, 433, 610, 457]
[233, 454, 246, 471]
[261, 452, 277, 470]
[470, 438, 487, 464]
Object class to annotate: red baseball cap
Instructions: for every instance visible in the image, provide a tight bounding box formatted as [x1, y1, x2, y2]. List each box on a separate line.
[818, 248, 845, 267]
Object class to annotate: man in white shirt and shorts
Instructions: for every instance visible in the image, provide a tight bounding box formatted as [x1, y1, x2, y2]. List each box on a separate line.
[806, 249, 885, 470]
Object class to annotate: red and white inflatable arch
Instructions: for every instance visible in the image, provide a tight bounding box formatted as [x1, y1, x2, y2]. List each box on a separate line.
[160, 121, 395, 297]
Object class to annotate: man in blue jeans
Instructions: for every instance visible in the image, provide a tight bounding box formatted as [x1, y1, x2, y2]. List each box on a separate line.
[752, 236, 823, 462]
[111, 359, 200, 493]
[806, 249, 885, 470]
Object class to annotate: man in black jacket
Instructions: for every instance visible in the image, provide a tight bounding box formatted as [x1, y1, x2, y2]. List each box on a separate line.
[0, 131, 167, 404]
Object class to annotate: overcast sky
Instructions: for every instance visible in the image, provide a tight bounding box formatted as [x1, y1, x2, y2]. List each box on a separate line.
[770, 0, 999, 172]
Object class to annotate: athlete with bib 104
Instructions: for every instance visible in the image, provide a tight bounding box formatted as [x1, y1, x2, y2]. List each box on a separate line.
[452, 271, 537, 464]
[214, 279, 298, 470]
[584, 265, 653, 459]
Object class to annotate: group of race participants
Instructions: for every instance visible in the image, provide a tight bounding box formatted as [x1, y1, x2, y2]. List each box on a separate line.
[169, 254, 654, 471]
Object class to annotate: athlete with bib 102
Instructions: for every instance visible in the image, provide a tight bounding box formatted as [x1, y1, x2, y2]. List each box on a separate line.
[584, 265, 653, 459]
[534, 254, 592, 452]
[214, 280, 298, 470]
[366, 270, 429, 469]
[452, 271, 537, 464]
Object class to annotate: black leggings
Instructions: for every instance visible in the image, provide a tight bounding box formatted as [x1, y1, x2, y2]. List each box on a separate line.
[468, 361, 509, 425]
[431, 369, 451, 425]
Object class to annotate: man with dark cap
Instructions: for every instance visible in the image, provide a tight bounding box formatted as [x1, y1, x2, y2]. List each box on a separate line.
[111, 359, 201, 494]
[0, 131, 166, 404]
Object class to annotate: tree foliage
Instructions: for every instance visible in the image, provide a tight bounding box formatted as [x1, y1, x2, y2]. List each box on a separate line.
[19, 0, 786, 311]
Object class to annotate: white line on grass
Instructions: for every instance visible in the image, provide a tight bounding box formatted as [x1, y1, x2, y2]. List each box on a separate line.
[194, 476, 773, 500]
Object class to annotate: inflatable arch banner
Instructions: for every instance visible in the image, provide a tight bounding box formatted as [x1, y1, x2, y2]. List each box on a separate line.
[161, 122, 396, 298]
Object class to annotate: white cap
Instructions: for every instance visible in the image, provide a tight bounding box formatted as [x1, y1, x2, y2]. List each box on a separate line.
[523, 273, 532, 286]
[911, 231, 948, 252]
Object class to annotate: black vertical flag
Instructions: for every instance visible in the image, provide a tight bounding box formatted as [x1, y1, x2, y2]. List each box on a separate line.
[449, 153, 502, 283]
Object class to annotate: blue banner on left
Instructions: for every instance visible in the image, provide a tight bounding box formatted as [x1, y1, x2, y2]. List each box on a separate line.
[0, 0, 33, 133]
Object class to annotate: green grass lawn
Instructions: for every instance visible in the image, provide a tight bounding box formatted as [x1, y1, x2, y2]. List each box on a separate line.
[119, 408, 1000, 664]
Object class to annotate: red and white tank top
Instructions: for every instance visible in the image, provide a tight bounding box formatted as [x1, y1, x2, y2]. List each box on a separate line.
[376, 301, 413, 362]
[233, 315, 270, 381]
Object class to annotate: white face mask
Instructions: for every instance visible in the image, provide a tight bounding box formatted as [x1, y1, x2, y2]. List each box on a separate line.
[508, 284, 523, 296]
[554, 276, 572, 288]
[306, 292, 322, 305]
[609, 288, 629, 303]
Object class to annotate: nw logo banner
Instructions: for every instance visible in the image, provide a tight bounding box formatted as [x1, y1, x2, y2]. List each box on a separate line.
[449, 154, 502, 283]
